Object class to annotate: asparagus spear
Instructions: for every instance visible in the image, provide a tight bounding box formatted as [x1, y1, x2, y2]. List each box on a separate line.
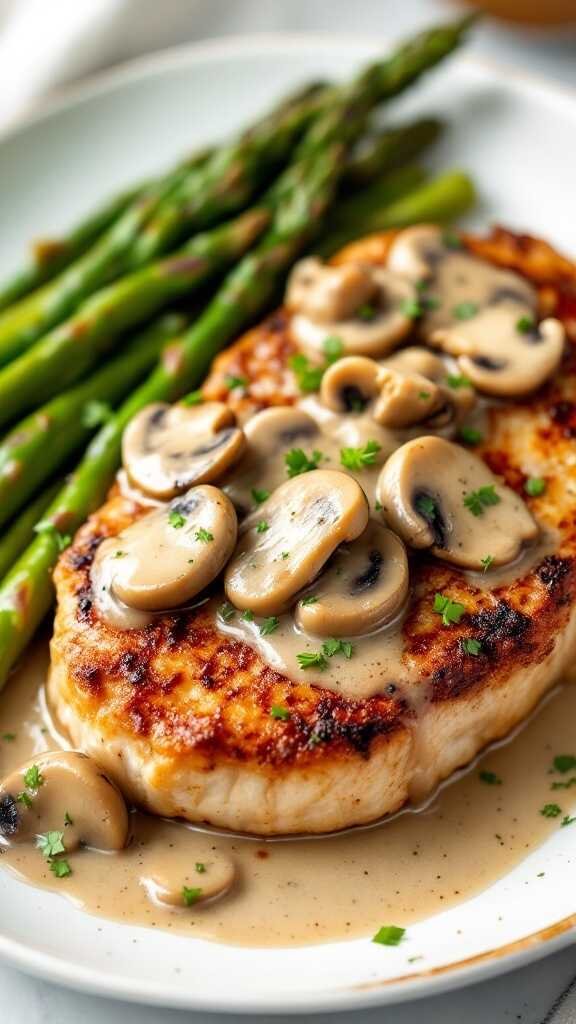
[317, 169, 476, 256]
[0, 482, 60, 581]
[0, 208, 269, 430]
[0, 314, 186, 529]
[0, 126, 345, 687]
[0, 186, 141, 314]
[344, 117, 443, 187]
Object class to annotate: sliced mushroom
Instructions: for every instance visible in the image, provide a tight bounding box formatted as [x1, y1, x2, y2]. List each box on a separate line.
[0, 751, 129, 852]
[143, 854, 236, 909]
[377, 436, 538, 569]
[286, 257, 376, 323]
[387, 225, 564, 396]
[288, 256, 418, 359]
[382, 346, 475, 424]
[223, 407, 322, 514]
[93, 485, 237, 613]
[296, 522, 408, 636]
[373, 368, 448, 428]
[431, 311, 565, 397]
[224, 470, 369, 615]
[122, 401, 245, 500]
[320, 356, 381, 413]
[382, 346, 448, 381]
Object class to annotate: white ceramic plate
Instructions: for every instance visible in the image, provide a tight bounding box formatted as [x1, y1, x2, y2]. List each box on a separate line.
[0, 33, 575, 1015]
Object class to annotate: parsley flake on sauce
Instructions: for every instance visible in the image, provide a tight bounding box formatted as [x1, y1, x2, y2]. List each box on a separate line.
[372, 925, 406, 946]
[540, 803, 562, 819]
[553, 755, 576, 774]
[251, 487, 270, 505]
[285, 447, 323, 477]
[289, 353, 324, 394]
[322, 638, 353, 660]
[36, 831, 66, 859]
[479, 770, 502, 786]
[340, 440, 381, 471]
[459, 426, 483, 446]
[446, 373, 472, 390]
[452, 302, 478, 321]
[260, 616, 279, 637]
[297, 651, 328, 671]
[182, 886, 202, 907]
[50, 859, 72, 878]
[480, 555, 494, 572]
[218, 602, 235, 623]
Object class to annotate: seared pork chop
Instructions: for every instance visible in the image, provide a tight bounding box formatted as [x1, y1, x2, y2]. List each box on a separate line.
[48, 227, 576, 835]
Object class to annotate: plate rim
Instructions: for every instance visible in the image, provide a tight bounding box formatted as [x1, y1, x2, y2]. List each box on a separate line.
[1, 29, 576, 1013]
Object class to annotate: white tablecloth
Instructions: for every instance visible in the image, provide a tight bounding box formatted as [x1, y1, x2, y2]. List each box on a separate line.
[1, 0, 576, 1019]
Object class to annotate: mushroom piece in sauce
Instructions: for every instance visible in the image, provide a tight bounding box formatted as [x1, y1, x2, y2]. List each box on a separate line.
[0, 751, 129, 852]
[224, 470, 369, 615]
[386, 225, 565, 397]
[382, 346, 476, 424]
[286, 256, 417, 359]
[122, 401, 245, 500]
[93, 485, 237, 613]
[143, 854, 236, 909]
[376, 436, 538, 570]
[296, 521, 409, 637]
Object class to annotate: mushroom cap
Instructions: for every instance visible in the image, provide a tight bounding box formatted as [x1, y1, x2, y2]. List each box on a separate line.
[290, 262, 417, 359]
[295, 521, 409, 637]
[143, 854, 236, 909]
[224, 469, 369, 615]
[122, 401, 244, 499]
[373, 367, 447, 428]
[377, 436, 538, 569]
[386, 223, 445, 280]
[320, 355, 381, 413]
[96, 485, 238, 612]
[286, 257, 376, 323]
[0, 751, 129, 852]
[380, 347, 476, 428]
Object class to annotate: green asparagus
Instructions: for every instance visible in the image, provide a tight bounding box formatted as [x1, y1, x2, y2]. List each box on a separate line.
[0, 314, 186, 529]
[344, 117, 443, 187]
[0, 208, 269, 430]
[0, 482, 60, 581]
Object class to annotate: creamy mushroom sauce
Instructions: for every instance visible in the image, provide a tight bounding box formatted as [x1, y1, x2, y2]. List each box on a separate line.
[1, 640, 575, 947]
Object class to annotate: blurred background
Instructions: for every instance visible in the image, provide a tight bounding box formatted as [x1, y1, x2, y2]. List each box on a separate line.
[0, 0, 575, 136]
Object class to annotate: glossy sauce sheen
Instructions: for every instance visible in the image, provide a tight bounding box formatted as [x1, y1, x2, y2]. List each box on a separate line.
[1, 642, 574, 947]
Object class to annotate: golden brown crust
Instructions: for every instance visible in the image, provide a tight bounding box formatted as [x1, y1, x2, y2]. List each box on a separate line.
[52, 227, 576, 782]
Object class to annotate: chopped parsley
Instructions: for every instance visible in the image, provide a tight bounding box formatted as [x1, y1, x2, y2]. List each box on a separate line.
[553, 755, 576, 774]
[479, 770, 502, 786]
[540, 803, 562, 819]
[374, 499, 383, 512]
[251, 487, 270, 505]
[195, 527, 214, 543]
[459, 425, 483, 446]
[256, 520, 269, 534]
[323, 335, 344, 362]
[241, 609, 255, 621]
[182, 886, 202, 906]
[480, 554, 494, 572]
[442, 230, 462, 250]
[285, 447, 323, 477]
[433, 593, 466, 627]
[446, 373, 472, 389]
[34, 521, 71, 552]
[195, 862, 206, 874]
[462, 637, 482, 657]
[24, 764, 44, 790]
[260, 616, 279, 636]
[561, 815, 576, 828]
[36, 831, 66, 859]
[289, 353, 324, 393]
[356, 303, 378, 321]
[297, 651, 328, 671]
[399, 298, 422, 320]
[16, 791, 33, 808]
[281, 551, 290, 560]
[452, 301, 478, 321]
[167, 509, 186, 529]
[64, 811, 74, 826]
[50, 859, 72, 879]
[225, 375, 247, 391]
[340, 440, 381, 471]
[180, 389, 204, 406]
[551, 777, 576, 791]
[81, 399, 113, 429]
[524, 477, 546, 498]
[1, 733, 16, 742]
[418, 390, 431, 400]
[218, 602, 235, 623]
[270, 705, 291, 721]
[322, 638, 353, 660]
[372, 925, 406, 946]
[463, 485, 500, 517]
[113, 550, 126, 558]
[301, 596, 318, 606]
[516, 315, 536, 334]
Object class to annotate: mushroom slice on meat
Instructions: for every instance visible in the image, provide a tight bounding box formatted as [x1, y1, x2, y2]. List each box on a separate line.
[373, 368, 448, 428]
[376, 436, 538, 570]
[382, 346, 476, 426]
[287, 256, 417, 359]
[296, 521, 408, 637]
[320, 356, 382, 413]
[0, 751, 129, 852]
[122, 401, 245, 500]
[93, 485, 237, 613]
[224, 470, 369, 615]
[386, 224, 564, 397]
